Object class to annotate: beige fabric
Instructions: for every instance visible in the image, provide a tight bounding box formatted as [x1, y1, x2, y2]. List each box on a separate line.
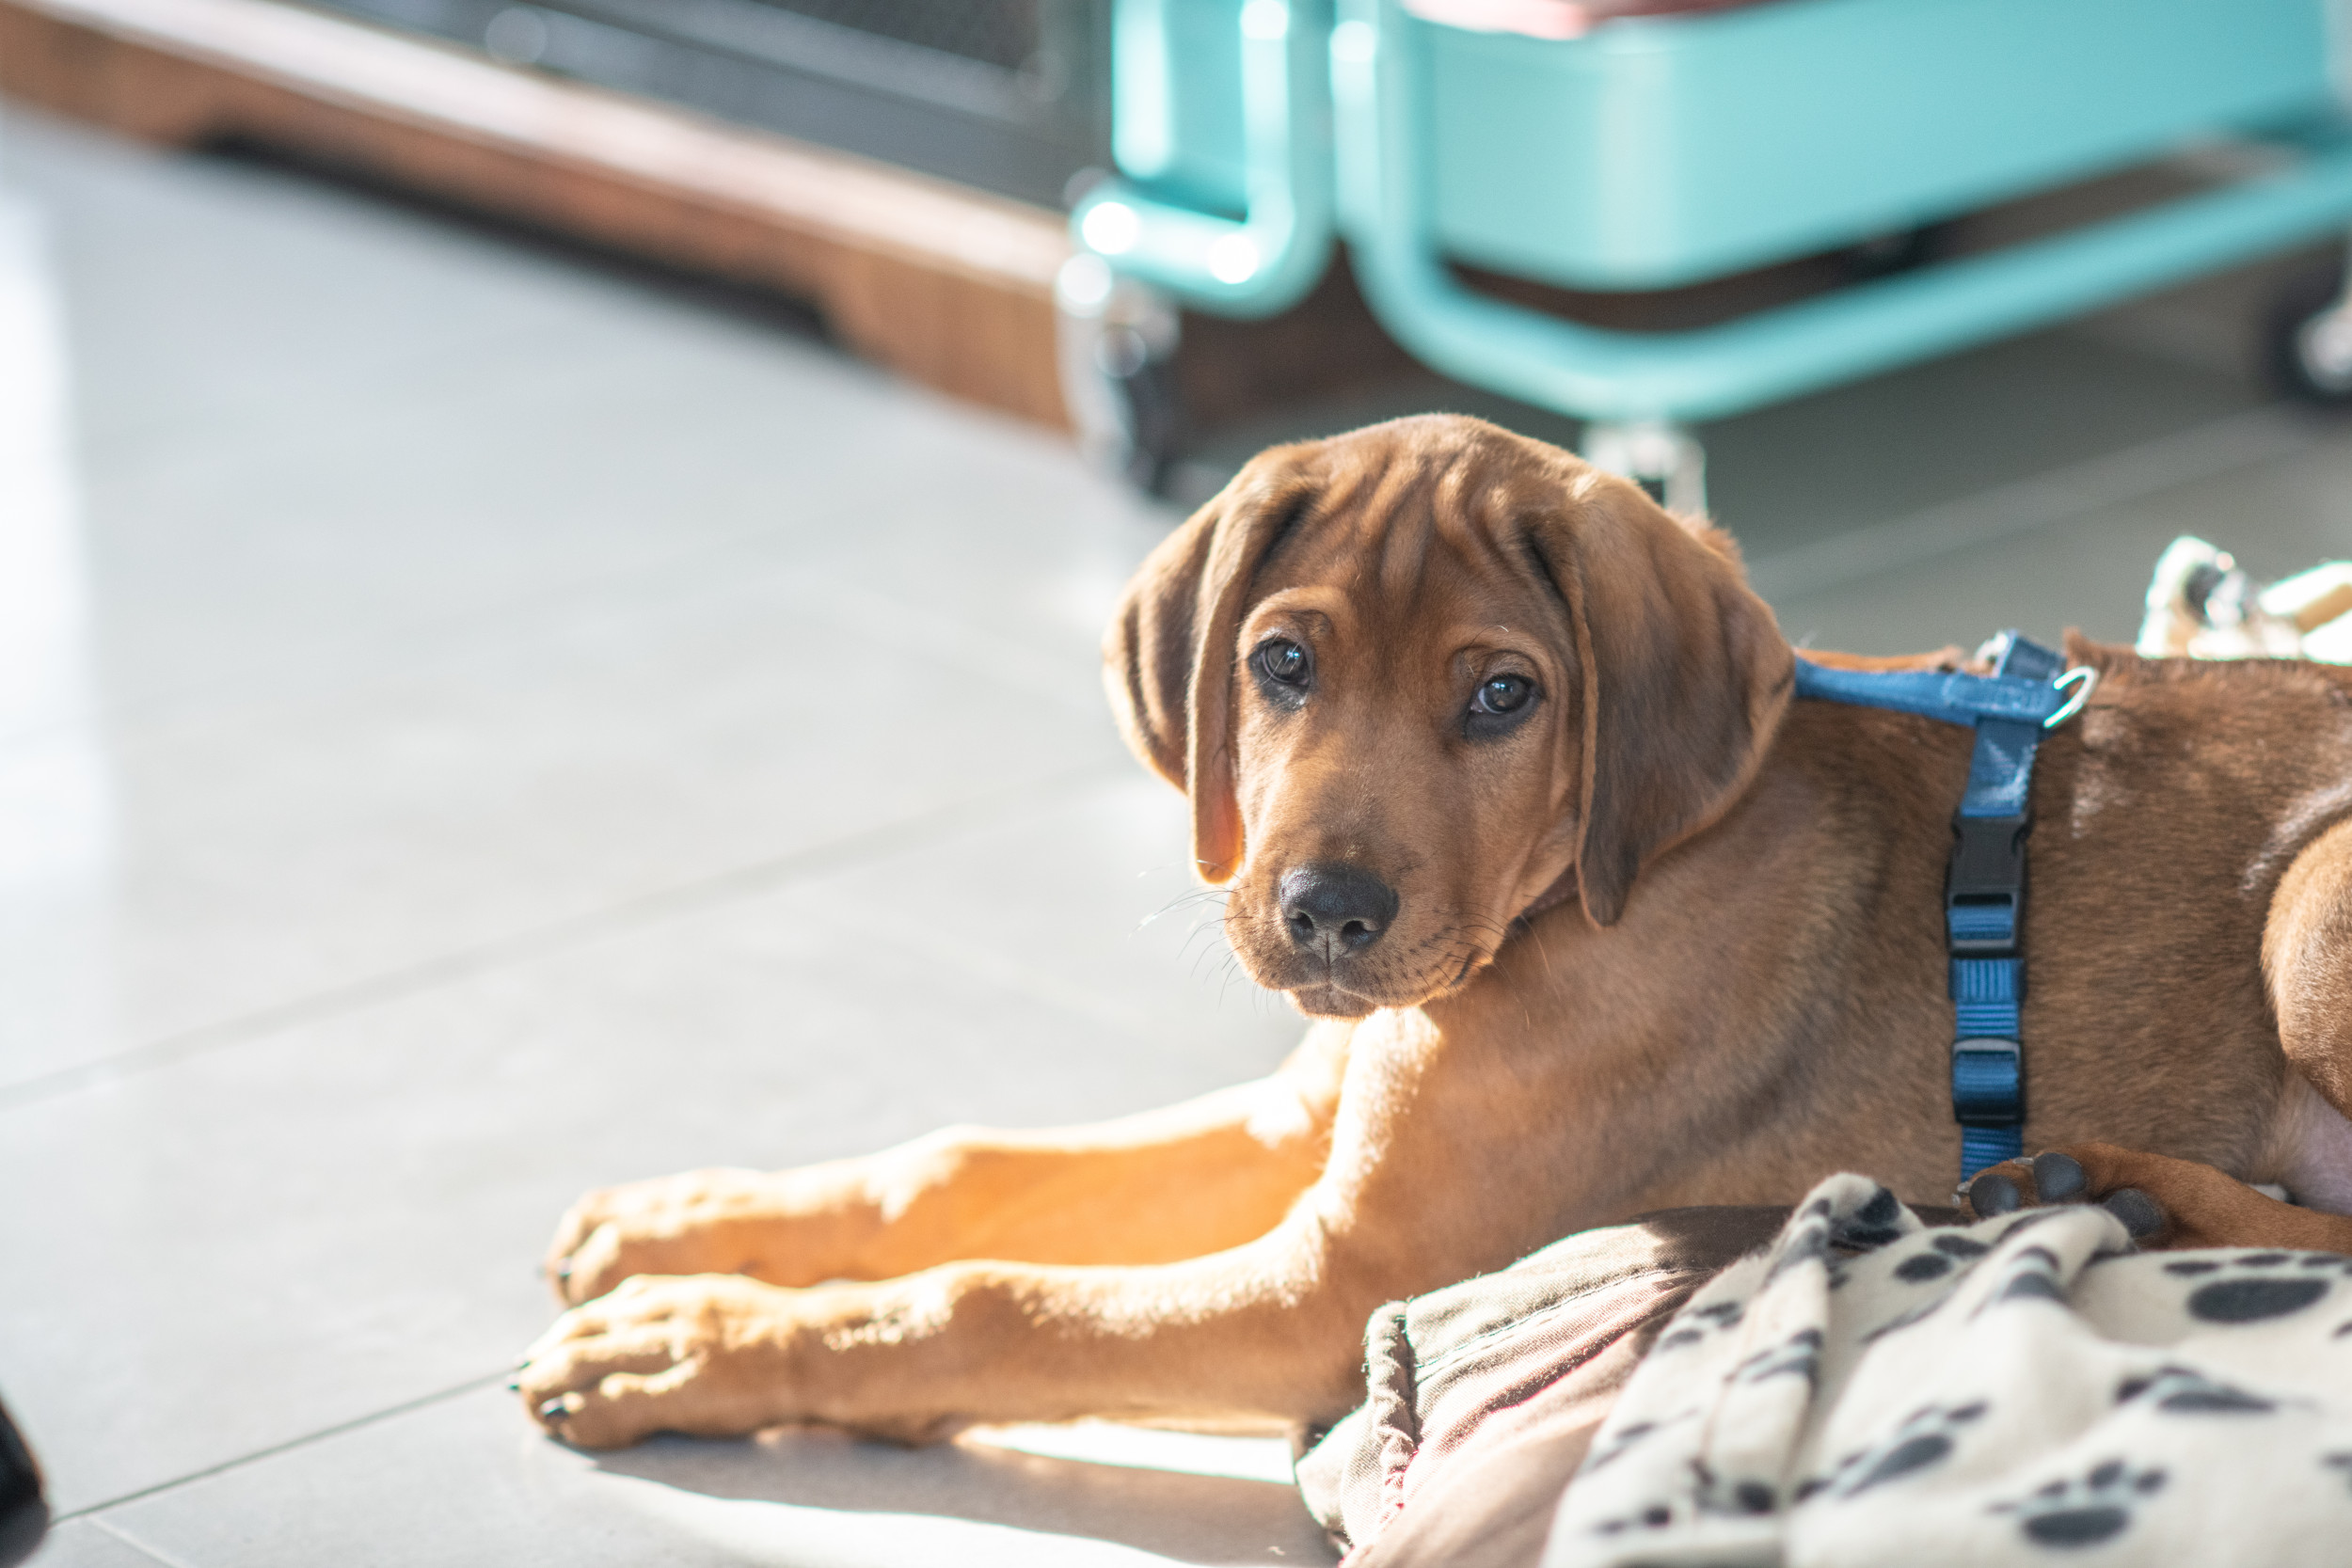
[1296, 1207, 1789, 1568]
[1548, 1175, 2352, 1568]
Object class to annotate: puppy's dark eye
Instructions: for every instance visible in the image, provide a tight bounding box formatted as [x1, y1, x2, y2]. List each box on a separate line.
[1257, 640, 1311, 687]
[1474, 674, 1533, 715]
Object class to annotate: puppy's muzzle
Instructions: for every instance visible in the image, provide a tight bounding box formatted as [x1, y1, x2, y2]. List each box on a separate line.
[1279, 863, 1399, 958]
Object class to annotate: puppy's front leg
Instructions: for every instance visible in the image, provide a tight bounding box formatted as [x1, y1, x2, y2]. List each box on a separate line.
[520, 1206, 1386, 1449]
[520, 1008, 1585, 1448]
[547, 1029, 1347, 1302]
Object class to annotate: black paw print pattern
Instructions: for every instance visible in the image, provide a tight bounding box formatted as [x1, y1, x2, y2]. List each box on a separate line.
[1829, 1185, 1909, 1252]
[1585, 1462, 1785, 1539]
[1991, 1458, 2168, 1549]
[1730, 1327, 1824, 1389]
[1581, 1417, 1663, 1476]
[1848, 1233, 1995, 1345]
[2158, 1249, 2344, 1324]
[1588, 1498, 1677, 1540]
[2114, 1363, 2278, 1416]
[1970, 1243, 2069, 1316]
[1653, 1296, 1745, 1353]
[1690, 1456, 1783, 1520]
[1766, 1184, 1913, 1289]
[1765, 1217, 1833, 1287]
[1792, 1401, 1987, 1502]
[1890, 1229, 1994, 1284]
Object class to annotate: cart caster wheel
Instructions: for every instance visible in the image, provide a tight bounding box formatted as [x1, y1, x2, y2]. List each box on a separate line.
[2265, 261, 2352, 406]
[1836, 222, 1949, 283]
[1055, 255, 1186, 495]
[1095, 324, 1186, 496]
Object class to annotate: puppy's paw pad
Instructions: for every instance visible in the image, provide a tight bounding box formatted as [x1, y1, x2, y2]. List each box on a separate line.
[2031, 1150, 2087, 1202]
[2102, 1188, 2166, 1239]
[1964, 1169, 2023, 1218]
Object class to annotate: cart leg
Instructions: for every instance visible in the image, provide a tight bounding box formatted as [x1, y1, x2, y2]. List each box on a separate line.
[2269, 244, 2352, 404]
[1581, 420, 1708, 518]
[1057, 254, 1184, 493]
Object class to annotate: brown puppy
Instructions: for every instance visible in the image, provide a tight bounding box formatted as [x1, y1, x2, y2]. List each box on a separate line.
[518, 414, 2352, 1449]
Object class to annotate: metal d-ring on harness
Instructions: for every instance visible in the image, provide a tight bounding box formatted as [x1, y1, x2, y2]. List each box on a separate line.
[1789, 633, 2098, 1185]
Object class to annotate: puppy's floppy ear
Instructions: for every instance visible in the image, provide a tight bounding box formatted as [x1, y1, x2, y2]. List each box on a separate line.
[1532, 469, 1794, 927]
[1104, 452, 1315, 882]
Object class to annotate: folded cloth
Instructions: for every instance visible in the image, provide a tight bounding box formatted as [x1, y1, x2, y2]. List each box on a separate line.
[2136, 535, 2352, 663]
[1295, 1206, 1791, 1568]
[1545, 1174, 2352, 1567]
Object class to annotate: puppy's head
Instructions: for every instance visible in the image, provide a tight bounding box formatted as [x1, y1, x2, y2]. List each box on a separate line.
[1105, 415, 1792, 1018]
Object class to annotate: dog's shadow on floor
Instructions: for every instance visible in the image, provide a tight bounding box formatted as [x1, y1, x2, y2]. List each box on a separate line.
[588, 1422, 1339, 1565]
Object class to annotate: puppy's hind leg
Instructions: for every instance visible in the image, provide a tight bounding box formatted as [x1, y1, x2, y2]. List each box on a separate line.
[2265, 814, 2352, 1217]
[1962, 1143, 2352, 1252]
[2270, 816, 2352, 1106]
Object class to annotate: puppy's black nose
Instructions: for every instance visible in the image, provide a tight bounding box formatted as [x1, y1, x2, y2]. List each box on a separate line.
[1279, 863, 1399, 954]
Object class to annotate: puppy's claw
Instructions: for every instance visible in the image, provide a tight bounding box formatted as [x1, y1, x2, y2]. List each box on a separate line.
[1968, 1171, 2022, 1218]
[2031, 1150, 2087, 1203]
[2103, 1188, 2166, 1239]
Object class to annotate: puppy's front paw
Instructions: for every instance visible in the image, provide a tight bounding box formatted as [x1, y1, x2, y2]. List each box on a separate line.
[516, 1275, 803, 1449]
[1961, 1144, 2268, 1248]
[1964, 1148, 2168, 1240]
[544, 1169, 788, 1305]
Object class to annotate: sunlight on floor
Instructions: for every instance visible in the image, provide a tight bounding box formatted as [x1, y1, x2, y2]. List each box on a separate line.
[0, 179, 119, 1082]
[966, 1419, 1298, 1484]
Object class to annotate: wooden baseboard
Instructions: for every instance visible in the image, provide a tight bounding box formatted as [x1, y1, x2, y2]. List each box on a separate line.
[0, 0, 1075, 428]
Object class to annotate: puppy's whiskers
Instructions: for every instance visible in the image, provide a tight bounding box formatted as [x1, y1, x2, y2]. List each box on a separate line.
[1137, 886, 1232, 930]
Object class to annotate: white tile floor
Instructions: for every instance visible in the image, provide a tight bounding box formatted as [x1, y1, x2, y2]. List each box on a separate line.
[3, 99, 2348, 1566]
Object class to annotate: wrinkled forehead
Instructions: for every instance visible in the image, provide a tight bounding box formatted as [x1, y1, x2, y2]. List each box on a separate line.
[1247, 441, 1567, 634]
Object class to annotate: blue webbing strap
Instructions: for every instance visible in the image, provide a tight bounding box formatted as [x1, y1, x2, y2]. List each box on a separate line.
[1790, 631, 2071, 1184]
[1947, 633, 2061, 1178]
[1776, 662, 2071, 729]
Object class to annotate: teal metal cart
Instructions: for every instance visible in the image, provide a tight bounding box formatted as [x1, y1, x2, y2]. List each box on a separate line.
[1058, 0, 2352, 505]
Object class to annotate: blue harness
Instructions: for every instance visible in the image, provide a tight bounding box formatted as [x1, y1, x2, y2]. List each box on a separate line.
[1789, 633, 2097, 1184]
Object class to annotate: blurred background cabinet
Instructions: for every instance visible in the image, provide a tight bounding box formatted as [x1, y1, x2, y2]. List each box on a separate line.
[313, 0, 1115, 208]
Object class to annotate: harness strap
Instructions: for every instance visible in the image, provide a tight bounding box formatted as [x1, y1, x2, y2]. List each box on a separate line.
[1776, 661, 2073, 730]
[1792, 632, 2085, 1185]
[1947, 632, 2062, 1177]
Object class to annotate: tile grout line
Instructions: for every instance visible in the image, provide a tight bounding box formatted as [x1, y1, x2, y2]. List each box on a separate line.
[3, 142, 1140, 767]
[0, 507, 831, 764]
[85, 1515, 201, 1568]
[1744, 404, 2325, 604]
[0, 475, 1114, 767]
[52, 1371, 511, 1526]
[13, 396, 2288, 1113]
[0, 761, 1128, 1115]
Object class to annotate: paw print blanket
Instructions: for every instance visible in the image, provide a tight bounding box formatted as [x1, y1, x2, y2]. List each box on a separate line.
[1542, 1174, 2352, 1567]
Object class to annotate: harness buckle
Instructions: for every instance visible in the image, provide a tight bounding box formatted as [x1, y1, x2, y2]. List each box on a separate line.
[1946, 813, 2027, 956]
[1952, 1037, 2025, 1125]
